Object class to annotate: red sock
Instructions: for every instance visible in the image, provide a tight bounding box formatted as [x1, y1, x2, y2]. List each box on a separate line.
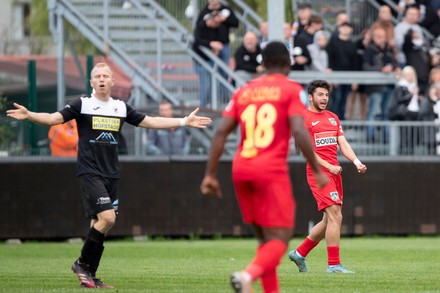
[297, 237, 319, 257]
[261, 269, 279, 293]
[327, 246, 340, 266]
[245, 240, 287, 284]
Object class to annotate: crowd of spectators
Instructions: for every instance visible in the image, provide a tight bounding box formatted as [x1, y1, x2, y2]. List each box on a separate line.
[226, 2, 440, 121]
[188, 0, 440, 154]
[230, 1, 439, 153]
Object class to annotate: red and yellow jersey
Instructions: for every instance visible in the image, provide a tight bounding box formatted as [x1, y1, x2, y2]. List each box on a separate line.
[223, 74, 305, 180]
[303, 109, 343, 167]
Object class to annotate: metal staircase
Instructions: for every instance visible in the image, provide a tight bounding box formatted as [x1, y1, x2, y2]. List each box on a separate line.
[47, 0, 249, 155]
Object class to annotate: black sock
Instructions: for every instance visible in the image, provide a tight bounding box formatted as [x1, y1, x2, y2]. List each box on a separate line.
[79, 226, 105, 269]
[90, 245, 104, 277]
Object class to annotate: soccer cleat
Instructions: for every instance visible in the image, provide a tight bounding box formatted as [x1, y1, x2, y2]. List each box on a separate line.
[288, 250, 309, 272]
[326, 264, 355, 274]
[71, 260, 95, 288]
[230, 272, 253, 293]
[81, 278, 114, 289]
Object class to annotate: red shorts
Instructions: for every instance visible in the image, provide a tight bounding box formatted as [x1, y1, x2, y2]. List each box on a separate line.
[307, 169, 343, 211]
[232, 174, 295, 228]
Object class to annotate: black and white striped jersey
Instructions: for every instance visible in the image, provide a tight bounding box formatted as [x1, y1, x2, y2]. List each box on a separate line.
[59, 95, 145, 178]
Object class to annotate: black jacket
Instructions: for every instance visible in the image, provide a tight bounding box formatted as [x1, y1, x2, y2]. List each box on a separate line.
[192, 4, 239, 60]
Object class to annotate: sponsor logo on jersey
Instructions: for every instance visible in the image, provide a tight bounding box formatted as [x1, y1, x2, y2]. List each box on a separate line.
[330, 191, 339, 201]
[328, 118, 337, 126]
[92, 116, 120, 131]
[96, 197, 111, 205]
[93, 107, 101, 110]
[314, 131, 337, 147]
[312, 121, 320, 126]
[90, 132, 118, 144]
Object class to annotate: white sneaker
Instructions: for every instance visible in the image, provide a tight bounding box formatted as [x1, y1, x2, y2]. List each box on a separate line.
[230, 272, 253, 293]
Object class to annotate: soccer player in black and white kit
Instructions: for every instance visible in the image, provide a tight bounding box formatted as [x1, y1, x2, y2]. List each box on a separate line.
[7, 62, 212, 288]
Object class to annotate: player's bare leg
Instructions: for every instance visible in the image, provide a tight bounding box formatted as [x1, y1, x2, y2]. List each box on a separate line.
[289, 214, 326, 272]
[324, 205, 353, 273]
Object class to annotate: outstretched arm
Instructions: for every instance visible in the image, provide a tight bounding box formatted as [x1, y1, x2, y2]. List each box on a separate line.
[200, 117, 237, 198]
[338, 135, 367, 174]
[7, 103, 64, 125]
[138, 107, 212, 129]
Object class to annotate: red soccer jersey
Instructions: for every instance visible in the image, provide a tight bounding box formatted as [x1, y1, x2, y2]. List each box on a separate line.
[303, 109, 344, 168]
[223, 74, 305, 180]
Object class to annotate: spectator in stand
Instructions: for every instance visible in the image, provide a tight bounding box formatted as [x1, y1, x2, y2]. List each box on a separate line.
[371, 5, 397, 54]
[419, 81, 440, 154]
[291, 3, 313, 41]
[291, 15, 323, 71]
[305, 30, 331, 72]
[48, 119, 78, 157]
[346, 28, 371, 120]
[283, 22, 294, 52]
[146, 101, 191, 156]
[258, 21, 269, 49]
[330, 11, 350, 39]
[388, 66, 422, 154]
[363, 25, 400, 141]
[429, 67, 440, 84]
[326, 21, 357, 120]
[430, 36, 440, 68]
[230, 31, 264, 84]
[395, 4, 425, 67]
[419, 3, 440, 37]
[402, 28, 432, 95]
[192, 0, 239, 107]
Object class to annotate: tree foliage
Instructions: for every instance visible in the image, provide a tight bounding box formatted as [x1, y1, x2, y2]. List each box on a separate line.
[28, 0, 99, 55]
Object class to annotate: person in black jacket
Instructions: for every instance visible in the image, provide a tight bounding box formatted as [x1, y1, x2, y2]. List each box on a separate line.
[388, 66, 421, 154]
[192, 0, 239, 108]
[362, 25, 400, 141]
[402, 28, 432, 95]
[231, 31, 264, 84]
[326, 21, 357, 120]
[290, 15, 323, 71]
[419, 81, 440, 154]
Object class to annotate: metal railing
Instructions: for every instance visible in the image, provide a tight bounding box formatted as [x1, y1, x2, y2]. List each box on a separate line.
[3, 120, 439, 157]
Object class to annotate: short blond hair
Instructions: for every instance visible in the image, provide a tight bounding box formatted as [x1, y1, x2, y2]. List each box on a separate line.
[91, 62, 113, 77]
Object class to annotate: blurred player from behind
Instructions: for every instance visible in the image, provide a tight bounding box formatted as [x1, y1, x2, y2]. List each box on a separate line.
[200, 41, 328, 293]
[288, 80, 367, 274]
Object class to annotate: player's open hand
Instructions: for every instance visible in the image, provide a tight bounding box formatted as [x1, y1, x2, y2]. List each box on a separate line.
[6, 103, 29, 120]
[357, 164, 367, 174]
[200, 175, 222, 198]
[186, 108, 212, 128]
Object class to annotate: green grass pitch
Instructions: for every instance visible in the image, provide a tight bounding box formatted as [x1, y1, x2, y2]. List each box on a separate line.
[1, 237, 439, 292]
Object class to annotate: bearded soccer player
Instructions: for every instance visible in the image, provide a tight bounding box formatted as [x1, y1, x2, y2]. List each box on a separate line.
[288, 79, 367, 274]
[200, 42, 328, 293]
[7, 62, 212, 288]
